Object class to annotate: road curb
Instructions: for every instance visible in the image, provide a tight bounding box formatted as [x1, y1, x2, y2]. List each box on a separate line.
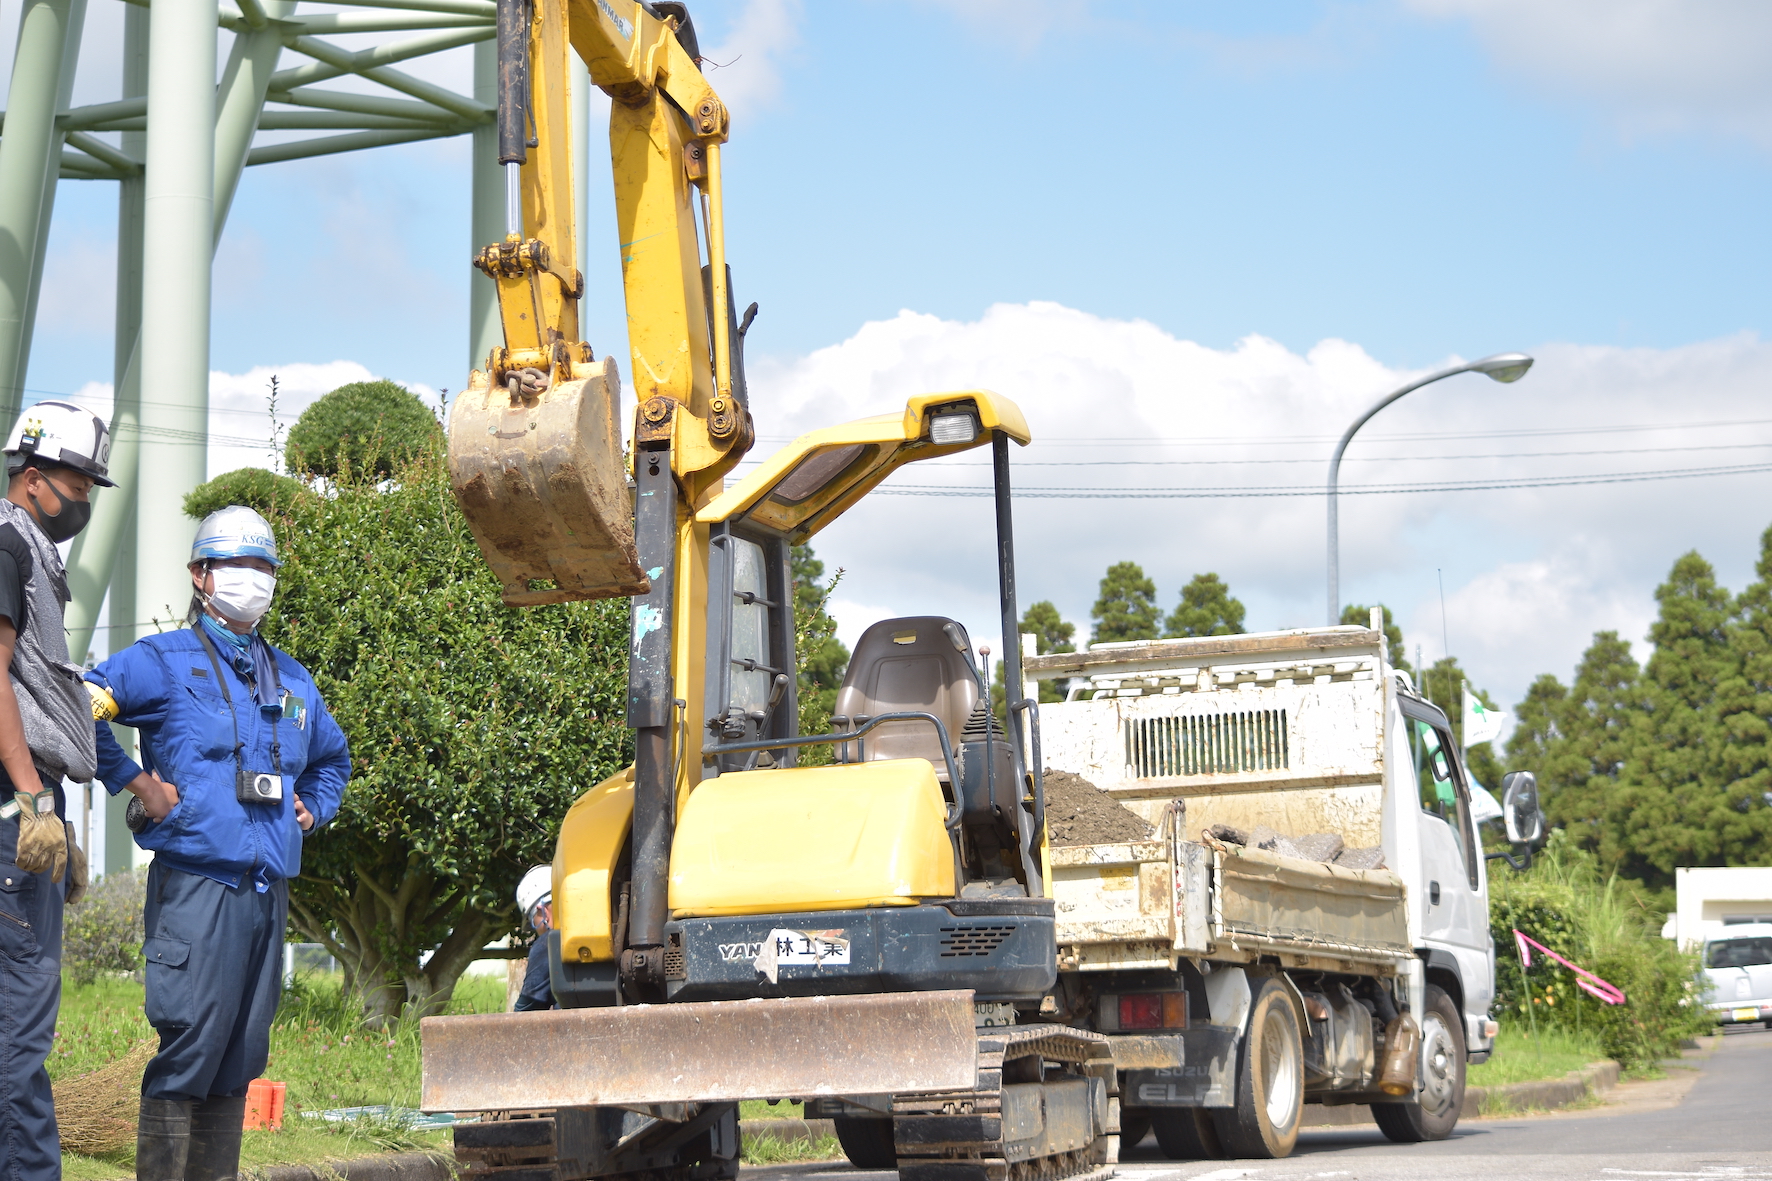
[1300, 1059, 1622, 1126]
[741, 1117, 838, 1144]
[250, 1151, 455, 1181]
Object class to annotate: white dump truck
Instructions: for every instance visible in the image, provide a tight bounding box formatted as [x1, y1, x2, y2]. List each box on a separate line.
[1014, 618, 1544, 1157]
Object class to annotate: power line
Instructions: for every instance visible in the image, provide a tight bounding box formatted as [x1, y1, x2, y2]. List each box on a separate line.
[869, 460, 1772, 499]
[771, 439, 1772, 469]
[748, 413, 1772, 449]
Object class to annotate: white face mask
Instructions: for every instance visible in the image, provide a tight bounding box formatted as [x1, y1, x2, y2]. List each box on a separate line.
[209, 566, 277, 626]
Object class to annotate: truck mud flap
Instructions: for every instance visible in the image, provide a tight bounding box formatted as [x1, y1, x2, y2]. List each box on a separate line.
[421, 989, 978, 1112]
[1121, 1027, 1238, 1108]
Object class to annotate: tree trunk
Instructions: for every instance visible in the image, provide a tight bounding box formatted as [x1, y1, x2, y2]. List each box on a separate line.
[289, 860, 501, 1025]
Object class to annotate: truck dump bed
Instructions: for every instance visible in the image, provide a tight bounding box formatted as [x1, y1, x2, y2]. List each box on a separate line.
[1030, 626, 1411, 977]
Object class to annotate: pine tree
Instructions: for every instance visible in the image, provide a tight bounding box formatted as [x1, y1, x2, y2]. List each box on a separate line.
[1610, 551, 1736, 887]
[1019, 600, 1075, 704]
[1710, 526, 1772, 865]
[1532, 632, 1645, 857]
[1090, 561, 1160, 644]
[1340, 603, 1411, 674]
[1165, 573, 1246, 638]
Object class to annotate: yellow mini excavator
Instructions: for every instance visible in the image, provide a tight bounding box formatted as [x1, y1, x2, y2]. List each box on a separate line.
[425, 5, 1110, 1181]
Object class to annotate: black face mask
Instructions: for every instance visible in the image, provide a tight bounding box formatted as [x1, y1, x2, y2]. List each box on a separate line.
[27, 477, 91, 543]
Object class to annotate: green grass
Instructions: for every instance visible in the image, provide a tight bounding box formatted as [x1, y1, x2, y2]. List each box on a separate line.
[57, 970, 506, 1175]
[1467, 1025, 1608, 1088]
[738, 1099, 805, 1120]
[741, 1134, 843, 1165]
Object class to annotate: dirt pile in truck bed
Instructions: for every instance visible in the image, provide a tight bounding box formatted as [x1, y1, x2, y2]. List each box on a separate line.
[1044, 769, 1156, 846]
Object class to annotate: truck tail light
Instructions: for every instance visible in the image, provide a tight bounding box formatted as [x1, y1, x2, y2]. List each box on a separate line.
[1117, 992, 1187, 1030]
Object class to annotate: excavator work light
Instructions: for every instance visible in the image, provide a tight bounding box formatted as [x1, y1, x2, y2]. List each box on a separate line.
[930, 411, 979, 446]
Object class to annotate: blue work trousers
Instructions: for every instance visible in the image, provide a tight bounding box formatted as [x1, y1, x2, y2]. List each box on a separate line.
[0, 813, 62, 1181]
[140, 863, 286, 1102]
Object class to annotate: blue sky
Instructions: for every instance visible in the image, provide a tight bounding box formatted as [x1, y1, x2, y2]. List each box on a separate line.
[25, 0, 1772, 715]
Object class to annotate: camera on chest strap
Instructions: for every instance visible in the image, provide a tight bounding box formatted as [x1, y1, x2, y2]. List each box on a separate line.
[237, 767, 283, 805]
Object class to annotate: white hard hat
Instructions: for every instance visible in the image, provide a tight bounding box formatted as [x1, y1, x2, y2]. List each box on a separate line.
[5, 401, 115, 487]
[190, 505, 281, 568]
[516, 865, 552, 919]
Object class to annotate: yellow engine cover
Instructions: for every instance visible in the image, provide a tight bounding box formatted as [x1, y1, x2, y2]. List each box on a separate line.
[668, 759, 956, 918]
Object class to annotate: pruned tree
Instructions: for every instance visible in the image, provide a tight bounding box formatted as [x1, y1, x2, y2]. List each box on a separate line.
[187, 445, 631, 1022]
[285, 380, 444, 479]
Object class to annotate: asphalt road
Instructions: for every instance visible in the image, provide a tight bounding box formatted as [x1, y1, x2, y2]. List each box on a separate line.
[746, 1025, 1772, 1181]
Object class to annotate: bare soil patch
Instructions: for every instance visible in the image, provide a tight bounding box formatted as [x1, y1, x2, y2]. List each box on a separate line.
[1044, 770, 1155, 846]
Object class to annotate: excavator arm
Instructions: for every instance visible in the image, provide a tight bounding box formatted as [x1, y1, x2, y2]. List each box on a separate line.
[448, 0, 748, 606]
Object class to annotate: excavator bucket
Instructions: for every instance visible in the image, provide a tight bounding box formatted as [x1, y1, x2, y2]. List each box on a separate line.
[448, 356, 648, 607]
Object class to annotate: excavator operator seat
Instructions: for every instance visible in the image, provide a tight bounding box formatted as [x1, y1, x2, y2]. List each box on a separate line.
[833, 616, 980, 777]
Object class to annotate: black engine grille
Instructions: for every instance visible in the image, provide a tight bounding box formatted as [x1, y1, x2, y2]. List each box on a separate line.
[938, 925, 1014, 957]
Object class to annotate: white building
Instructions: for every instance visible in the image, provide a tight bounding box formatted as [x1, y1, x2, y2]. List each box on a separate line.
[1664, 866, 1772, 948]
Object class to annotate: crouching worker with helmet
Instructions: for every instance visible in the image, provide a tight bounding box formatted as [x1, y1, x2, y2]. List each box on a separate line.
[513, 866, 556, 1011]
[86, 506, 350, 1181]
[0, 402, 111, 1180]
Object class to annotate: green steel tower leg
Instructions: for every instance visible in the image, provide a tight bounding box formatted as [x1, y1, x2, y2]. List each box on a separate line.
[214, 0, 293, 238]
[134, 0, 216, 634]
[66, 1, 147, 667]
[67, 1, 287, 666]
[0, 0, 82, 424]
[469, 38, 503, 379]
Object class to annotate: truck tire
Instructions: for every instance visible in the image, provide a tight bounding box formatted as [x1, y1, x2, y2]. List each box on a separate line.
[832, 1116, 896, 1170]
[1149, 1109, 1223, 1159]
[1210, 978, 1304, 1158]
[1119, 1110, 1151, 1151]
[1372, 984, 1466, 1143]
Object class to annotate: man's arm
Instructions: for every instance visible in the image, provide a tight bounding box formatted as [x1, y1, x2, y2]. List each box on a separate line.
[86, 650, 179, 820]
[292, 690, 351, 831]
[0, 619, 42, 798]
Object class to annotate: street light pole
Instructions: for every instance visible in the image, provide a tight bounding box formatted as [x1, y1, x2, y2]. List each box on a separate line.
[1326, 353, 1533, 626]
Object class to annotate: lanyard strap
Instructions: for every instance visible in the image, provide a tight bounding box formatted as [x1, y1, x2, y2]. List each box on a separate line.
[195, 626, 281, 776]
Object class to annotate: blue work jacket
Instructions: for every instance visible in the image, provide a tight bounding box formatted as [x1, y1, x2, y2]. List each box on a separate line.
[87, 628, 352, 890]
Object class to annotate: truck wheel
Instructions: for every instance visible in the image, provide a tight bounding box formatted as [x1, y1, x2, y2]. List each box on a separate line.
[1210, 978, 1304, 1158]
[1149, 1109, 1222, 1159]
[832, 1116, 896, 1170]
[1372, 985, 1466, 1143]
[1119, 1110, 1151, 1151]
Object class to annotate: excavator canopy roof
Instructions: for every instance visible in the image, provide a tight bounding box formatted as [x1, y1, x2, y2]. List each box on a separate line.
[696, 389, 1030, 542]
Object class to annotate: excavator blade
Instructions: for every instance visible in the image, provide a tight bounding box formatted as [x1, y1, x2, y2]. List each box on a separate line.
[447, 356, 647, 606]
[420, 990, 979, 1112]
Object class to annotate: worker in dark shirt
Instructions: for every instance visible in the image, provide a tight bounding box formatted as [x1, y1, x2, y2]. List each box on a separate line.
[0, 400, 113, 1181]
[513, 865, 555, 1011]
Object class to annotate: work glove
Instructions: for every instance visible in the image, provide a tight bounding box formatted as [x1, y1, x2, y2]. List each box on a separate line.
[63, 820, 87, 905]
[14, 792, 66, 882]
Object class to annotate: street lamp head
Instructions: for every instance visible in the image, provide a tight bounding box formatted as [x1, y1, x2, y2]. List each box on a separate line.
[1469, 352, 1534, 384]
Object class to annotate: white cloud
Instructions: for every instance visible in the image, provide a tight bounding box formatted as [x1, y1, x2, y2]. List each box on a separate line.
[695, 0, 800, 118]
[910, 0, 1094, 55]
[740, 304, 1772, 709]
[54, 359, 415, 482]
[1405, 0, 1772, 146]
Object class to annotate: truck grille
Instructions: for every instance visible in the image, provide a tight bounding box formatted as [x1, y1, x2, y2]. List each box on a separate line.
[1125, 708, 1289, 778]
[939, 925, 1014, 957]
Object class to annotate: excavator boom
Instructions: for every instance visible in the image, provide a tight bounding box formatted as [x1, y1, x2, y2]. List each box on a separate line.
[447, 0, 746, 607]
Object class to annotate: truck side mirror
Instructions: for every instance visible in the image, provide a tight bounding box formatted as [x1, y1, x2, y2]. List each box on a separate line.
[1500, 771, 1545, 848]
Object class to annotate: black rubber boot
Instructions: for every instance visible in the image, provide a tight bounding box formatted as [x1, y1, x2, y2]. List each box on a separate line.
[135, 1097, 193, 1181]
[187, 1095, 248, 1181]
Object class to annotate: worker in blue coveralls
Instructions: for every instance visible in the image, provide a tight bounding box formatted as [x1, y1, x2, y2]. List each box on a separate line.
[513, 865, 556, 1011]
[87, 505, 351, 1181]
[0, 401, 111, 1181]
